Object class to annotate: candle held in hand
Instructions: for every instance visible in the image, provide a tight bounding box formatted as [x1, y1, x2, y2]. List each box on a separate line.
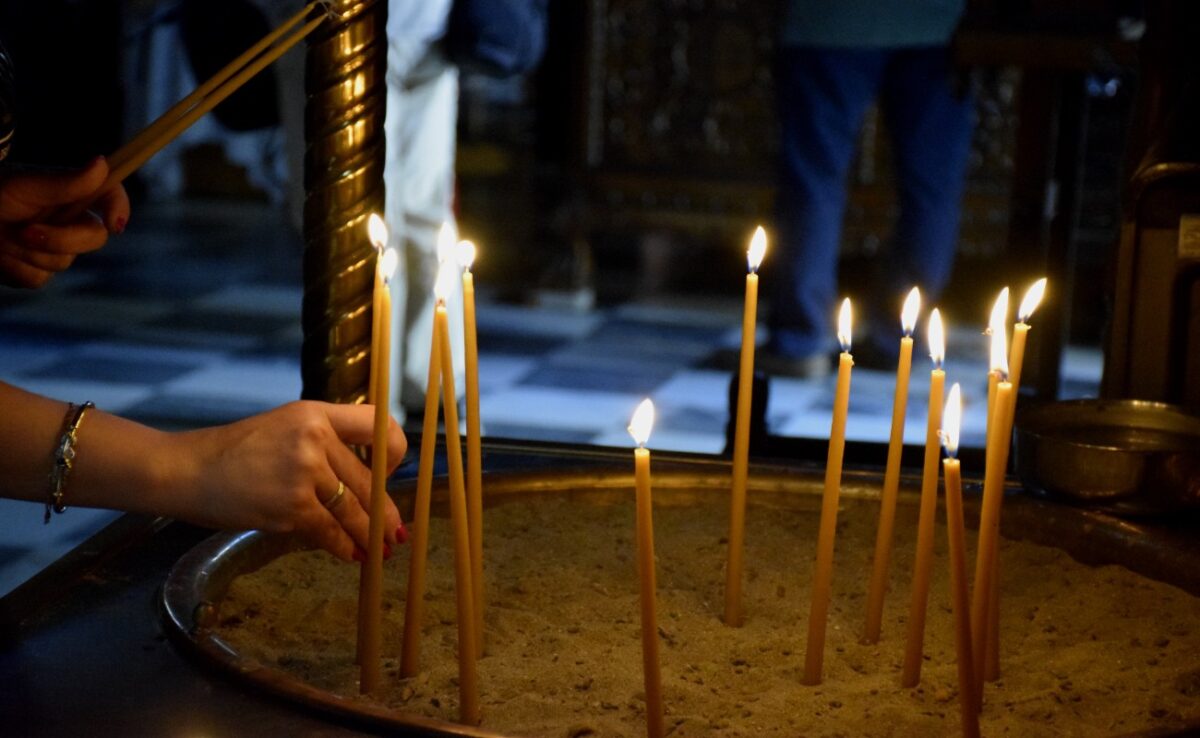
[803, 298, 853, 686]
[864, 286, 919, 644]
[629, 399, 664, 738]
[725, 225, 767, 627]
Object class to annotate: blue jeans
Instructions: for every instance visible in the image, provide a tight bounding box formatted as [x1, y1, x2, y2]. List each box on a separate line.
[770, 45, 974, 358]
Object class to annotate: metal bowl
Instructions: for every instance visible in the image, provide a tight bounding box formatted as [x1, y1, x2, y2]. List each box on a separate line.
[1014, 399, 1200, 516]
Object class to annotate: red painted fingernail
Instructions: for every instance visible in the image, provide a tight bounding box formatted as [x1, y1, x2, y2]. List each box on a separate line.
[395, 523, 409, 545]
[383, 544, 393, 561]
[112, 217, 126, 235]
[352, 547, 366, 563]
[19, 226, 48, 247]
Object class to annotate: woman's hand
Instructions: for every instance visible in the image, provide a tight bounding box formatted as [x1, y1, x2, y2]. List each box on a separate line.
[0, 156, 130, 288]
[171, 401, 407, 561]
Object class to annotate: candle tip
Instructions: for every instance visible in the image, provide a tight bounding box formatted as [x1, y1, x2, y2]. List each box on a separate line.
[1018, 277, 1047, 323]
[456, 239, 477, 270]
[901, 287, 921, 336]
[433, 257, 457, 300]
[837, 297, 852, 352]
[628, 398, 655, 446]
[367, 213, 388, 250]
[747, 226, 768, 272]
[379, 247, 399, 283]
[928, 307, 945, 367]
[942, 382, 962, 458]
[436, 221, 457, 264]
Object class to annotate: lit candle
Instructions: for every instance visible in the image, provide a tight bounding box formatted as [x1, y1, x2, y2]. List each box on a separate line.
[629, 399, 664, 738]
[803, 297, 853, 686]
[358, 213, 388, 667]
[359, 236, 398, 695]
[864, 286, 920, 644]
[941, 384, 980, 738]
[401, 223, 458, 676]
[901, 308, 946, 687]
[1009, 278, 1046, 394]
[725, 225, 767, 627]
[400, 286, 446, 678]
[984, 288, 1009, 444]
[435, 258, 480, 724]
[971, 322, 1015, 710]
[458, 239, 485, 659]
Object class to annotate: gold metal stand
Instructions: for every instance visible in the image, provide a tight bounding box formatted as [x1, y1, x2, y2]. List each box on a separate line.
[300, 0, 387, 403]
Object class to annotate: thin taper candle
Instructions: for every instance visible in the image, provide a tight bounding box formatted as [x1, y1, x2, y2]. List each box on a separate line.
[436, 295, 480, 724]
[941, 384, 980, 738]
[359, 245, 397, 694]
[459, 240, 485, 658]
[630, 399, 664, 738]
[400, 310, 444, 677]
[803, 298, 853, 686]
[725, 226, 767, 627]
[864, 286, 920, 644]
[901, 308, 946, 687]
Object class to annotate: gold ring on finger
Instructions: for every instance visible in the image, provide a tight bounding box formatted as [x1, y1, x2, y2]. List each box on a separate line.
[322, 480, 346, 510]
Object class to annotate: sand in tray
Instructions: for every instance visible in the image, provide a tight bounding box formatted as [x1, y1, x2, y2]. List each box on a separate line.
[216, 491, 1200, 738]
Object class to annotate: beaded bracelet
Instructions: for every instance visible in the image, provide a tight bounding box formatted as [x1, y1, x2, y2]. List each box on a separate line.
[45, 401, 94, 524]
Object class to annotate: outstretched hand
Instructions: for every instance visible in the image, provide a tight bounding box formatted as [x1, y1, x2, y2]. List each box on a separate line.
[172, 401, 407, 562]
[0, 156, 130, 288]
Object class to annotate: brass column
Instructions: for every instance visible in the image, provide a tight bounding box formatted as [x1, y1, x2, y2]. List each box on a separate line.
[301, 0, 387, 403]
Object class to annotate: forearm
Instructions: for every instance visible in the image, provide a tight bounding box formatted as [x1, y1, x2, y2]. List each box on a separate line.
[0, 381, 190, 517]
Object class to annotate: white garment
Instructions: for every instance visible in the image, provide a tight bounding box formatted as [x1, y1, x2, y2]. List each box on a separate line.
[384, 33, 465, 416]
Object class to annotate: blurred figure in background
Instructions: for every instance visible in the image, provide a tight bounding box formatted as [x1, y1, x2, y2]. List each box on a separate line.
[766, 0, 974, 376]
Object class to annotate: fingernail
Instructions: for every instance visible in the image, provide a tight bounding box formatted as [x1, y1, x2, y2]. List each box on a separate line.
[352, 547, 366, 563]
[395, 523, 409, 545]
[383, 543, 393, 561]
[19, 226, 48, 247]
[112, 216, 126, 235]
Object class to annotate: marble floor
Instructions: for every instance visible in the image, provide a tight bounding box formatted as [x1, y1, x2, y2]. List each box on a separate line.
[0, 199, 1103, 596]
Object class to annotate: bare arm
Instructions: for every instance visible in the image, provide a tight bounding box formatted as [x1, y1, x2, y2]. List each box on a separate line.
[0, 381, 405, 560]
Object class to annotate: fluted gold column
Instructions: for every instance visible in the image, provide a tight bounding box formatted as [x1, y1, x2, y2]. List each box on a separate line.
[301, 0, 387, 403]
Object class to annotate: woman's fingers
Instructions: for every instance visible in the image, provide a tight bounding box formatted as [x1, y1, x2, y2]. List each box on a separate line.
[0, 252, 52, 288]
[316, 474, 374, 556]
[326, 435, 402, 546]
[17, 214, 109, 255]
[92, 183, 130, 233]
[321, 402, 408, 468]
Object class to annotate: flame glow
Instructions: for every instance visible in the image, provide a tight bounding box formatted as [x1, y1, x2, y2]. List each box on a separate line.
[928, 308, 945, 367]
[990, 320, 1009, 377]
[837, 297, 853, 353]
[1018, 277, 1047, 323]
[379, 247, 399, 283]
[987, 287, 1009, 337]
[436, 221, 457, 264]
[367, 213, 388, 251]
[747, 226, 767, 272]
[456, 240, 477, 270]
[901, 287, 921, 336]
[942, 382, 962, 458]
[433, 257, 457, 302]
[627, 398, 655, 446]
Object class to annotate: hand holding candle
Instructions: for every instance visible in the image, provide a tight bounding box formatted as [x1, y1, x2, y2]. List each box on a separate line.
[942, 384, 980, 738]
[803, 297, 853, 686]
[725, 226, 767, 627]
[864, 286, 920, 644]
[629, 399, 664, 738]
[901, 307, 946, 687]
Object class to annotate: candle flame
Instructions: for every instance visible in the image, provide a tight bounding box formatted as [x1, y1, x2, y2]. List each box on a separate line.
[928, 307, 945, 367]
[837, 297, 853, 352]
[1018, 277, 1047, 323]
[436, 221, 457, 264]
[987, 287, 1009, 337]
[433, 256, 457, 302]
[747, 226, 767, 273]
[379, 247, 399, 283]
[942, 382, 962, 458]
[901, 287, 921, 336]
[627, 398, 655, 446]
[456, 239, 477, 270]
[990, 320, 1009, 377]
[367, 212, 389, 251]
